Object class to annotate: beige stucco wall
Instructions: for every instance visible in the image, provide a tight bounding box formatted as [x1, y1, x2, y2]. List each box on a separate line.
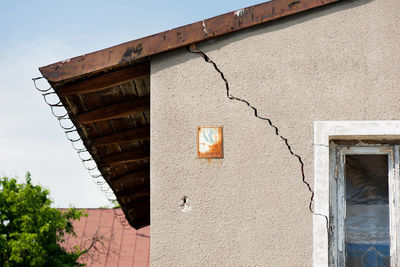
[150, 0, 400, 265]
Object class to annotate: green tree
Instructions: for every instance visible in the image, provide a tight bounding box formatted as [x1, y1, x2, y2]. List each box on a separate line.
[0, 173, 87, 266]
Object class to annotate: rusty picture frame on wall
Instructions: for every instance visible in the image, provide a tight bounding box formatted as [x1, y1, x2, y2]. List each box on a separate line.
[197, 126, 223, 158]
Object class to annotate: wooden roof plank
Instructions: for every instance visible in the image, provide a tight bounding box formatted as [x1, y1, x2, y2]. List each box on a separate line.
[75, 95, 150, 124]
[128, 216, 150, 230]
[89, 125, 150, 147]
[57, 62, 150, 97]
[98, 148, 150, 167]
[123, 193, 150, 208]
[111, 168, 150, 183]
[115, 184, 150, 198]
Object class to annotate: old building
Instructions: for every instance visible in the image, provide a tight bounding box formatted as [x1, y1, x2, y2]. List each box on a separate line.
[37, 0, 400, 265]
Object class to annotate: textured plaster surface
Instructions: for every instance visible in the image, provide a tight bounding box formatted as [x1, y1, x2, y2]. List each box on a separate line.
[150, 0, 400, 265]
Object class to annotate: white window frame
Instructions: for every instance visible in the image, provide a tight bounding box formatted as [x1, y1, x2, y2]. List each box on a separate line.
[313, 121, 400, 267]
[331, 145, 397, 265]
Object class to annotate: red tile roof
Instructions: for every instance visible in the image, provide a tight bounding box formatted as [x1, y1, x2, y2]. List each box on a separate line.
[60, 209, 150, 267]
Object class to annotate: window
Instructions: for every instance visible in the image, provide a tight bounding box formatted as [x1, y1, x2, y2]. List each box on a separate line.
[330, 145, 398, 266]
[313, 121, 400, 267]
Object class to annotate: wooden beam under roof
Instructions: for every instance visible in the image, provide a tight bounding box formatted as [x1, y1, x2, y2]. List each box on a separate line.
[111, 168, 149, 184]
[122, 190, 150, 205]
[88, 125, 150, 147]
[110, 169, 149, 192]
[98, 148, 150, 167]
[129, 217, 150, 229]
[75, 95, 150, 124]
[115, 185, 150, 198]
[39, 0, 344, 84]
[124, 198, 150, 210]
[56, 62, 150, 97]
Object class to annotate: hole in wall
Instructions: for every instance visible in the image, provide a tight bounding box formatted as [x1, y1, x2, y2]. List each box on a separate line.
[179, 196, 192, 212]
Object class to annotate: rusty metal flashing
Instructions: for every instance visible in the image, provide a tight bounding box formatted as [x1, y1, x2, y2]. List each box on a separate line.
[39, 0, 343, 84]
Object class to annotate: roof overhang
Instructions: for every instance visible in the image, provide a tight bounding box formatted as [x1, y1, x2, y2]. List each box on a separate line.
[38, 0, 344, 229]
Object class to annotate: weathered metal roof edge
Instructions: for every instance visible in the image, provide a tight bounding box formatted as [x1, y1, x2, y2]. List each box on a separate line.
[39, 0, 343, 83]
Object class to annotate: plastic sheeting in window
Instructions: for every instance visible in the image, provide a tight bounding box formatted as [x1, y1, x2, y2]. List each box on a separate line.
[345, 155, 389, 267]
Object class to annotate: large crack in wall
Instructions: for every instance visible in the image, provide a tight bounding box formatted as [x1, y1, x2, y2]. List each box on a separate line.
[187, 45, 329, 229]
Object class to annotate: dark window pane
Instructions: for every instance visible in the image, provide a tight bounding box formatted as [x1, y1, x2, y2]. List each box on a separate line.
[345, 155, 390, 267]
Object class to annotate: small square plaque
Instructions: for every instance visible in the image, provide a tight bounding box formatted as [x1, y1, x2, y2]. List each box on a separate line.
[197, 126, 223, 158]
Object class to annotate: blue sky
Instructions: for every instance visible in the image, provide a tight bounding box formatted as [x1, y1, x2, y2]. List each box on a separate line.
[0, 0, 265, 208]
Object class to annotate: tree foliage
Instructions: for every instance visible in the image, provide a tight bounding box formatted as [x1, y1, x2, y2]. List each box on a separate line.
[0, 173, 87, 266]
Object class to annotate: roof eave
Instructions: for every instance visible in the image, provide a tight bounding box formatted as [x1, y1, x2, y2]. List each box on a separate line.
[39, 0, 344, 84]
